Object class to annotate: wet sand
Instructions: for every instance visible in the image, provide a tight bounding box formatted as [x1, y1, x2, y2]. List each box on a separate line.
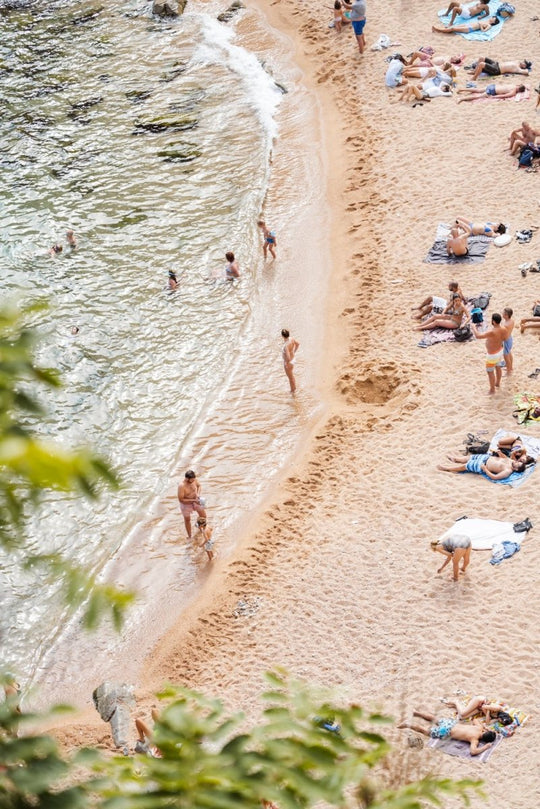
[53, 1, 540, 804]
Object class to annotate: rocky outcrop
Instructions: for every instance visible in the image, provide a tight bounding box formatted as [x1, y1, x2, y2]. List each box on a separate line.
[217, 0, 244, 22]
[152, 0, 187, 18]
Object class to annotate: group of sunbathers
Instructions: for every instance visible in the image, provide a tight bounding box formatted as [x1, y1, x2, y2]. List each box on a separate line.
[433, 0, 515, 36]
[438, 433, 535, 479]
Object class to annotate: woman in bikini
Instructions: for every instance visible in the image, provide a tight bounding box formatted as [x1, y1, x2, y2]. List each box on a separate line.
[454, 217, 506, 237]
[492, 433, 535, 466]
[281, 328, 299, 393]
[432, 16, 499, 34]
[414, 293, 470, 331]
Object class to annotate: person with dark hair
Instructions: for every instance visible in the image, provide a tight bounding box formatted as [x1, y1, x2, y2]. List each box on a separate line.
[472, 58, 532, 81]
[492, 432, 535, 466]
[413, 293, 470, 331]
[194, 517, 215, 562]
[398, 710, 497, 755]
[457, 83, 526, 103]
[472, 313, 506, 395]
[437, 452, 525, 478]
[443, 1, 490, 26]
[412, 280, 466, 321]
[502, 307, 514, 373]
[167, 270, 179, 290]
[442, 696, 514, 725]
[385, 54, 407, 87]
[349, 0, 366, 55]
[432, 15, 499, 34]
[177, 470, 207, 538]
[225, 251, 240, 279]
[430, 534, 471, 581]
[454, 217, 505, 237]
[281, 329, 299, 394]
[257, 220, 277, 260]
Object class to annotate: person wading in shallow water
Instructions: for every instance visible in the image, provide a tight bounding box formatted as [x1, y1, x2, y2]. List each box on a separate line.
[177, 470, 206, 538]
[281, 328, 299, 394]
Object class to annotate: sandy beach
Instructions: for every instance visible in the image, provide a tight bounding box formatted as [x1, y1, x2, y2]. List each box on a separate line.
[53, 0, 540, 805]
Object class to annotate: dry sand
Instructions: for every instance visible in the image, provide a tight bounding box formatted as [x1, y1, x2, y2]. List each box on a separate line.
[55, 1, 540, 805]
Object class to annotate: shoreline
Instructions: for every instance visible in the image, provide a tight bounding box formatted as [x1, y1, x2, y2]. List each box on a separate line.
[51, 1, 540, 804]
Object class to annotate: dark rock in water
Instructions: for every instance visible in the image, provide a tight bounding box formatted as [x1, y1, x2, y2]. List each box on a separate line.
[28, 83, 68, 98]
[152, 0, 187, 17]
[157, 146, 201, 162]
[0, 0, 36, 12]
[98, 74, 112, 83]
[110, 211, 148, 228]
[217, 0, 244, 22]
[92, 682, 135, 749]
[132, 115, 197, 135]
[70, 96, 103, 111]
[159, 64, 187, 82]
[274, 81, 288, 94]
[71, 5, 104, 25]
[125, 89, 153, 104]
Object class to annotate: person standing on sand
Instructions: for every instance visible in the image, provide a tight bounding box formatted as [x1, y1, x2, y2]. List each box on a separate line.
[257, 221, 277, 260]
[349, 0, 366, 55]
[281, 328, 299, 394]
[194, 517, 215, 562]
[177, 470, 206, 538]
[472, 313, 505, 395]
[502, 307, 515, 374]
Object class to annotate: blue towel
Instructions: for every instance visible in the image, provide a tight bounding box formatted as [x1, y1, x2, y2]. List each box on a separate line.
[438, 1, 508, 40]
[490, 541, 520, 564]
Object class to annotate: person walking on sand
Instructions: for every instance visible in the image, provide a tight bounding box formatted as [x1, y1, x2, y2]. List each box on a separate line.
[472, 312, 505, 395]
[398, 710, 496, 756]
[349, 0, 366, 55]
[177, 470, 207, 538]
[281, 328, 299, 394]
[194, 517, 215, 562]
[457, 83, 526, 104]
[430, 534, 471, 581]
[432, 16, 499, 35]
[502, 307, 514, 373]
[257, 220, 277, 260]
[225, 251, 240, 279]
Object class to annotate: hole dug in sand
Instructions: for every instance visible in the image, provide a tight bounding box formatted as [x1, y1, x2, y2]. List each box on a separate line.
[336, 361, 418, 408]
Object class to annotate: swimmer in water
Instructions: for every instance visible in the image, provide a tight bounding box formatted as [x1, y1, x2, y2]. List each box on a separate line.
[168, 271, 179, 290]
[225, 251, 240, 279]
[49, 243, 63, 256]
[70, 326, 80, 336]
[66, 230, 77, 249]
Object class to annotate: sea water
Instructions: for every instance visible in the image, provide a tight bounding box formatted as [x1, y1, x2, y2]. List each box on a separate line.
[0, 0, 328, 704]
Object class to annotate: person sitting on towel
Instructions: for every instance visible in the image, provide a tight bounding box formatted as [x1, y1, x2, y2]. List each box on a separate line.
[437, 452, 526, 479]
[398, 710, 497, 755]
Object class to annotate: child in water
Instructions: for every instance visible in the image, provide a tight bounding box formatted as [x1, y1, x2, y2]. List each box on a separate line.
[257, 220, 277, 260]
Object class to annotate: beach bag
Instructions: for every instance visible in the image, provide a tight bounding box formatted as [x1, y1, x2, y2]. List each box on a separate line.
[533, 304, 540, 317]
[465, 433, 490, 454]
[454, 324, 471, 342]
[472, 292, 491, 310]
[471, 307, 483, 324]
[497, 3, 515, 15]
[518, 149, 534, 168]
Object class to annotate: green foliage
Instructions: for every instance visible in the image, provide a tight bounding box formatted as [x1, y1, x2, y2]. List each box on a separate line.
[0, 302, 133, 629]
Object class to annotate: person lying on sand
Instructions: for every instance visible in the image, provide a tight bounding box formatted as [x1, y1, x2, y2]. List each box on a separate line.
[446, 223, 470, 256]
[398, 710, 497, 755]
[402, 62, 456, 81]
[414, 293, 469, 331]
[454, 217, 505, 237]
[397, 81, 452, 103]
[520, 300, 540, 332]
[444, 1, 490, 26]
[491, 433, 535, 466]
[430, 534, 471, 581]
[441, 696, 514, 725]
[437, 452, 526, 479]
[412, 280, 466, 320]
[457, 83, 526, 103]
[471, 57, 532, 81]
[432, 16, 499, 35]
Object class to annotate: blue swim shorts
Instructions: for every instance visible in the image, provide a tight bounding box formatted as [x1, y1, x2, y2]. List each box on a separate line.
[430, 718, 457, 740]
[352, 19, 366, 35]
[503, 336, 513, 354]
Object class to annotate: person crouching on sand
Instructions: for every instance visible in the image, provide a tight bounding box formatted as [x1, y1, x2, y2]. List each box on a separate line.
[430, 534, 471, 581]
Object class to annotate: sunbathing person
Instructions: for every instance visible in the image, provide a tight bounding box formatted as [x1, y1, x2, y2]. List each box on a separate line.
[520, 301, 540, 332]
[402, 62, 456, 81]
[407, 50, 464, 68]
[493, 433, 535, 465]
[398, 81, 453, 102]
[457, 83, 526, 103]
[472, 58, 532, 81]
[432, 16, 499, 35]
[446, 222, 470, 256]
[444, 1, 490, 26]
[398, 710, 496, 755]
[414, 293, 469, 331]
[442, 696, 514, 725]
[437, 453, 526, 479]
[454, 217, 505, 237]
[412, 281, 466, 320]
[430, 534, 471, 581]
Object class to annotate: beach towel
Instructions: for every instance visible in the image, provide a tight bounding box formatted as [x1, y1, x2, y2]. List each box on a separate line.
[427, 733, 502, 762]
[437, 1, 508, 40]
[486, 428, 540, 487]
[424, 226, 491, 264]
[441, 692, 529, 737]
[490, 540, 520, 564]
[417, 299, 485, 347]
[436, 517, 530, 551]
[513, 392, 540, 425]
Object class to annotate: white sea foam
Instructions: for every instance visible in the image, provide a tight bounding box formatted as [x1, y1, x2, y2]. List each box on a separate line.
[191, 14, 283, 143]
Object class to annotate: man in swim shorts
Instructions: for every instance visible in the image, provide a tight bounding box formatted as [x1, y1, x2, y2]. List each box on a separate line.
[437, 452, 525, 479]
[177, 469, 207, 538]
[502, 307, 514, 374]
[472, 57, 531, 81]
[349, 0, 366, 54]
[398, 710, 496, 755]
[472, 313, 506, 395]
[444, 1, 490, 26]
[457, 83, 526, 103]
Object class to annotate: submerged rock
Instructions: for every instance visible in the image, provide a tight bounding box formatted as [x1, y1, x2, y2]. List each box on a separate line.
[93, 682, 135, 750]
[152, 0, 187, 18]
[157, 146, 201, 162]
[71, 5, 104, 25]
[159, 63, 187, 83]
[132, 115, 197, 134]
[70, 96, 103, 111]
[125, 89, 153, 104]
[217, 0, 244, 22]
